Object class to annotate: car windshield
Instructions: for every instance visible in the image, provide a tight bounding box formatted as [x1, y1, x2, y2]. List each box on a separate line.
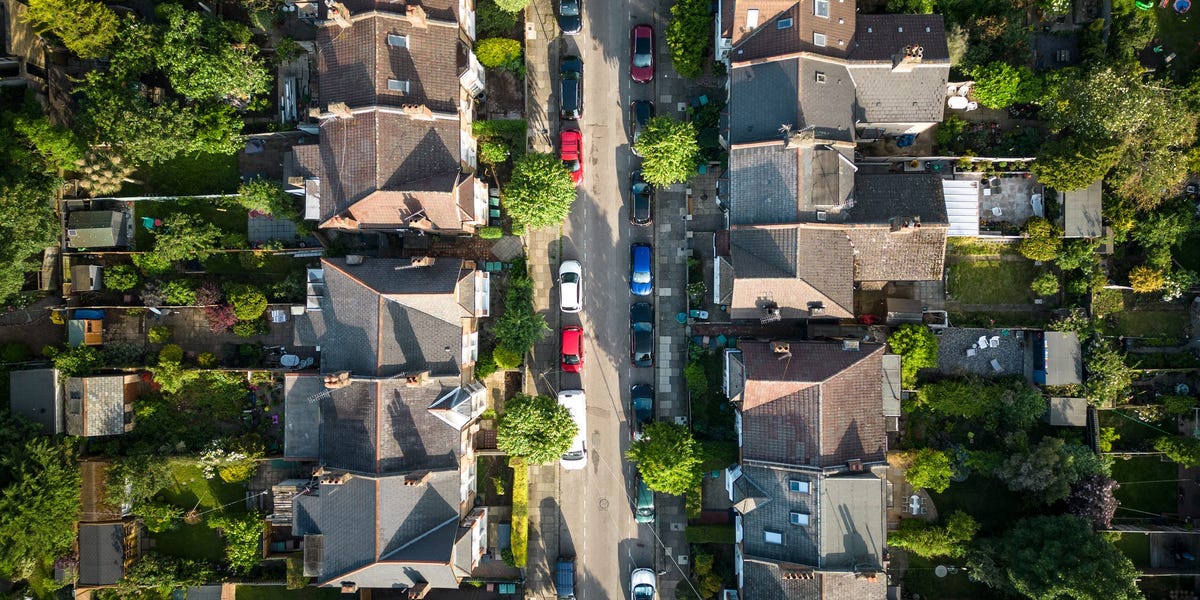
[632, 270, 651, 284]
[633, 38, 652, 67]
[562, 450, 584, 460]
[561, 273, 578, 284]
[635, 103, 651, 123]
[637, 507, 654, 516]
[633, 585, 655, 600]
[563, 158, 580, 172]
[563, 353, 580, 365]
[560, 0, 579, 16]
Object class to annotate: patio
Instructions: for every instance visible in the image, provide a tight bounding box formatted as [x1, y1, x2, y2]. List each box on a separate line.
[934, 327, 1028, 378]
[968, 173, 1044, 234]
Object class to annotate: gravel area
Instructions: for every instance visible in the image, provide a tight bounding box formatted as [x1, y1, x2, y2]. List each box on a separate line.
[936, 327, 1026, 378]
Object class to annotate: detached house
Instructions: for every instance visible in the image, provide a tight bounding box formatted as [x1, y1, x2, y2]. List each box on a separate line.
[289, 0, 488, 235]
[724, 340, 890, 599]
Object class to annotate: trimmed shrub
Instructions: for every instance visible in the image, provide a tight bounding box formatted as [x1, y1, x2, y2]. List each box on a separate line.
[226, 284, 268, 321]
[1031, 272, 1060, 296]
[493, 346, 523, 370]
[478, 226, 504, 240]
[480, 140, 510, 165]
[147, 325, 173, 344]
[158, 344, 184, 364]
[197, 352, 218, 368]
[475, 38, 522, 70]
[105, 264, 141, 292]
[161, 279, 197, 305]
[475, 348, 498, 379]
[1129, 265, 1165, 293]
[233, 319, 268, 338]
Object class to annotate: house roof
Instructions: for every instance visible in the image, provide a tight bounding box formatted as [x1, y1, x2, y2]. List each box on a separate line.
[848, 14, 950, 62]
[316, 378, 464, 476]
[728, 225, 855, 320]
[284, 374, 323, 460]
[338, 0, 460, 22]
[845, 225, 948, 283]
[1048, 397, 1088, 427]
[730, 0, 857, 62]
[848, 173, 947, 225]
[728, 142, 856, 225]
[942, 179, 982, 237]
[293, 470, 462, 587]
[1062, 180, 1103, 238]
[728, 58, 856, 145]
[78, 523, 125, 586]
[738, 340, 887, 469]
[848, 62, 949, 125]
[1044, 331, 1083, 386]
[342, 173, 477, 231]
[742, 558, 887, 600]
[294, 257, 467, 377]
[65, 375, 130, 437]
[66, 211, 127, 249]
[9, 368, 62, 434]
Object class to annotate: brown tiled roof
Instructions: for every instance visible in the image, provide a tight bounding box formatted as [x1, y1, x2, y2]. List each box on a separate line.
[846, 224, 947, 282]
[339, 0, 460, 22]
[731, 0, 856, 62]
[729, 224, 854, 319]
[342, 172, 473, 231]
[739, 340, 886, 469]
[848, 14, 950, 62]
[317, 12, 464, 113]
[728, 0, 798, 49]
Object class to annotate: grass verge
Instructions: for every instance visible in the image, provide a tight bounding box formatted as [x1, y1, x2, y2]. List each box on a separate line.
[510, 456, 528, 568]
[946, 259, 1037, 304]
[1111, 455, 1177, 516]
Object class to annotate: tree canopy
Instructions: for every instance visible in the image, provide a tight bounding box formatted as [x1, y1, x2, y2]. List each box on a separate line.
[496, 394, 578, 465]
[1084, 342, 1133, 405]
[493, 273, 547, 357]
[0, 418, 81, 581]
[904, 448, 954, 493]
[627, 421, 703, 496]
[1017, 216, 1063, 261]
[665, 0, 712, 79]
[887, 324, 938, 388]
[155, 4, 270, 103]
[889, 511, 979, 558]
[634, 116, 701, 187]
[993, 436, 1107, 505]
[24, 0, 119, 58]
[969, 62, 1041, 109]
[502, 152, 577, 230]
[913, 377, 1047, 433]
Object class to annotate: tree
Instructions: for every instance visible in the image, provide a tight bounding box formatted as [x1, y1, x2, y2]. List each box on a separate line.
[1085, 343, 1133, 405]
[478, 0, 520, 37]
[12, 113, 86, 173]
[1055, 238, 1101, 271]
[226, 284, 268, 321]
[1031, 271, 1059, 296]
[970, 62, 1040, 109]
[503, 153, 577, 230]
[1068, 475, 1119, 529]
[1156, 435, 1200, 467]
[994, 437, 1105, 505]
[1131, 199, 1197, 250]
[149, 214, 223, 264]
[475, 38, 522, 70]
[493, 0, 528, 11]
[136, 501, 185, 533]
[665, 0, 712, 78]
[968, 515, 1141, 600]
[24, 0, 119, 58]
[121, 553, 215, 593]
[208, 513, 265, 574]
[105, 264, 141, 292]
[1129, 265, 1165, 293]
[627, 421, 703, 496]
[1162, 394, 1197, 415]
[152, 360, 200, 395]
[106, 454, 174, 507]
[1031, 135, 1120, 193]
[634, 116, 700, 187]
[887, 324, 938, 388]
[236, 179, 300, 222]
[50, 345, 101, 378]
[155, 4, 270, 102]
[494, 275, 548, 356]
[496, 394, 578, 465]
[1017, 216, 1062, 261]
[888, 511, 979, 558]
[905, 448, 953, 493]
[1038, 0, 1072, 14]
[0, 433, 80, 580]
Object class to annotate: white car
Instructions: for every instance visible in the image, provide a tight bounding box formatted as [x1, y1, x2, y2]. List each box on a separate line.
[631, 568, 656, 600]
[559, 260, 582, 313]
[558, 389, 587, 470]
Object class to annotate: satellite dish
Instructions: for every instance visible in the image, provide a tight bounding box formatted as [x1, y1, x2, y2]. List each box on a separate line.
[934, 565, 949, 578]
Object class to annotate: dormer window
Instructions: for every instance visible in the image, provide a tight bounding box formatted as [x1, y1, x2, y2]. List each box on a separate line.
[814, 71, 826, 84]
[788, 479, 810, 494]
[387, 34, 408, 48]
[813, 32, 827, 47]
[814, 0, 830, 17]
[777, 17, 793, 29]
[388, 79, 410, 93]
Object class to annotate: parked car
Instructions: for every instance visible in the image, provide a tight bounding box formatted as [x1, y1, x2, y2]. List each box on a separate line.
[631, 568, 657, 600]
[557, 0, 581, 35]
[629, 100, 654, 153]
[561, 326, 584, 373]
[558, 389, 587, 469]
[630, 170, 652, 226]
[560, 128, 583, 185]
[630, 25, 654, 83]
[634, 476, 655, 524]
[630, 384, 653, 440]
[560, 56, 583, 120]
[559, 259, 582, 313]
[630, 302, 654, 367]
[630, 243, 652, 296]
[556, 556, 576, 599]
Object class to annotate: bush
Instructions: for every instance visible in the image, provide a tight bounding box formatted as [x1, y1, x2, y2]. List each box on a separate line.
[197, 352, 218, 368]
[475, 38, 522, 70]
[1018, 217, 1063, 261]
[1156, 435, 1200, 467]
[0, 343, 30, 363]
[158, 344, 184, 364]
[160, 280, 197, 305]
[207, 513, 265, 575]
[105, 264, 141, 292]
[510, 457, 528, 567]
[493, 346, 523, 369]
[101, 342, 143, 367]
[286, 555, 307, 590]
[494, 0, 528, 11]
[665, 0, 712, 79]
[1031, 272, 1060, 296]
[684, 524, 735, 544]
[226, 284, 268, 321]
[477, 0, 519, 38]
[1163, 394, 1197, 415]
[136, 501, 184, 533]
[684, 362, 708, 396]
[905, 448, 954, 493]
[1129, 265, 1165, 293]
[147, 325, 173, 344]
[204, 305, 239, 332]
[478, 226, 504, 240]
[232, 319, 268, 338]
[888, 324, 938, 388]
[480, 140, 510, 166]
[475, 348, 497, 379]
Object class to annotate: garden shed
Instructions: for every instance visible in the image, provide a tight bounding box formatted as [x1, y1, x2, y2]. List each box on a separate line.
[77, 522, 129, 587]
[9, 368, 63, 434]
[1036, 331, 1083, 386]
[1059, 180, 1103, 238]
[941, 179, 980, 237]
[1047, 397, 1088, 427]
[68, 309, 105, 346]
[66, 210, 128, 249]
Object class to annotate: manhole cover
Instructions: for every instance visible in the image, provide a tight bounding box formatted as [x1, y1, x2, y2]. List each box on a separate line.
[598, 498, 609, 510]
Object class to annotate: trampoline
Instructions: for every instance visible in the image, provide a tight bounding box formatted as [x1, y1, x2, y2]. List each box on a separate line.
[1177, 0, 1191, 13]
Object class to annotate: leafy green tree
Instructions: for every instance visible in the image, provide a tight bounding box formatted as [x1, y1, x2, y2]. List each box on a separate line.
[1031, 272, 1059, 296]
[494, 275, 548, 356]
[0, 173, 59, 305]
[496, 394, 578, 465]
[24, 0, 119, 58]
[475, 38, 522, 70]
[493, 0, 528, 11]
[503, 153, 577, 230]
[1162, 395, 1197, 415]
[887, 324, 938, 388]
[969, 62, 1040, 109]
[914, 377, 1048, 433]
[1030, 135, 1120, 195]
[136, 501, 185, 533]
[236, 179, 299, 222]
[634, 116, 700, 187]
[627, 422, 703, 496]
[1131, 199, 1197, 250]
[1017, 217, 1062, 261]
[149, 214, 223, 265]
[1085, 343, 1132, 405]
[887, 0, 935, 12]
[12, 113, 86, 173]
[477, 0, 520, 37]
[120, 552, 215, 593]
[208, 513, 264, 574]
[967, 515, 1140, 600]
[492, 346, 523, 370]
[148, 325, 173, 344]
[225, 284, 268, 321]
[905, 448, 953, 493]
[158, 344, 184, 364]
[995, 437, 1106, 504]
[155, 4, 270, 102]
[50, 345, 101, 378]
[0, 433, 80, 579]
[152, 360, 200, 395]
[889, 511, 979, 558]
[1156, 435, 1200, 467]
[106, 454, 174, 506]
[665, 0, 712, 78]
[1038, 0, 1072, 14]
[105, 264, 141, 292]
[1055, 239, 1100, 271]
[160, 280, 197, 305]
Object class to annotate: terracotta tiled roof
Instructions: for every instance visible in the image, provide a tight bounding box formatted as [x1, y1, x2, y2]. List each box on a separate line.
[342, 172, 473, 231]
[739, 340, 886, 468]
[847, 224, 947, 282]
[729, 224, 854, 319]
[730, 0, 856, 63]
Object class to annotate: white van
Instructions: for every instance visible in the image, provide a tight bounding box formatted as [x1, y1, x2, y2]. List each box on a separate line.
[558, 390, 587, 470]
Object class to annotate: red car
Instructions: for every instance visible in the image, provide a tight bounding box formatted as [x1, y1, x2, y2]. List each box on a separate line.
[630, 25, 654, 83]
[561, 326, 584, 373]
[560, 128, 583, 185]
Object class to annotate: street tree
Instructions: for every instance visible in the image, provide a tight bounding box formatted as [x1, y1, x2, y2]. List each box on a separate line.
[665, 0, 712, 78]
[904, 448, 953, 493]
[887, 324, 938, 388]
[967, 515, 1141, 600]
[503, 152, 577, 230]
[634, 116, 701, 187]
[627, 421, 703, 496]
[496, 394, 578, 465]
[24, 0, 119, 58]
[888, 511, 979, 558]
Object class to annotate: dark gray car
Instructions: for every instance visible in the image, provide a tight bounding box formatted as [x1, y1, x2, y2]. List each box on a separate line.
[558, 0, 581, 35]
[630, 302, 654, 367]
[560, 56, 582, 121]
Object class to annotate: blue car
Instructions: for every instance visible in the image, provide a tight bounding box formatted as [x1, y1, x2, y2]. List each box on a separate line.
[630, 243, 652, 296]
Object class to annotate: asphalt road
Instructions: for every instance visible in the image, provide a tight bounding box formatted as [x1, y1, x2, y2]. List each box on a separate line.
[548, 0, 660, 598]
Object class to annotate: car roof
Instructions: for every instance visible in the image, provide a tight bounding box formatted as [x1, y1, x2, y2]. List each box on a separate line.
[562, 326, 582, 345]
[632, 244, 650, 262]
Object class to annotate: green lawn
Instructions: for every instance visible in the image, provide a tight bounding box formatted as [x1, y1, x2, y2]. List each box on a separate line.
[1110, 532, 1152, 568]
[1101, 409, 1175, 452]
[946, 259, 1037, 304]
[152, 523, 225, 562]
[236, 586, 342, 600]
[160, 459, 248, 513]
[122, 151, 241, 197]
[945, 237, 1020, 257]
[929, 475, 1031, 536]
[1108, 310, 1190, 340]
[132, 197, 248, 251]
[1112, 456, 1178, 516]
[903, 554, 991, 600]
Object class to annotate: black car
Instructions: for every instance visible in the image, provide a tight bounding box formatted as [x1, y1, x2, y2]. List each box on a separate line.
[558, 0, 581, 35]
[629, 100, 654, 154]
[630, 384, 654, 440]
[630, 302, 654, 367]
[560, 56, 583, 121]
[630, 170, 652, 226]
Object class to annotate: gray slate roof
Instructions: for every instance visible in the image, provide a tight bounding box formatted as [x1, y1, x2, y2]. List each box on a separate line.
[728, 225, 855, 319]
[283, 374, 323, 459]
[295, 257, 466, 377]
[66, 211, 127, 249]
[9, 368, 62, 434]
[78, 523, 124, 586]
[293, 470, 461, 587]
[65, 375, 128, 437]
[1062, 180, 1103, 238]
[1044, 331, 1083, 386]
[729, 143, 856, 226]
[847, 173, 947, 225]
[729, 58, 855, 146]
[849, 63, 949, 125]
